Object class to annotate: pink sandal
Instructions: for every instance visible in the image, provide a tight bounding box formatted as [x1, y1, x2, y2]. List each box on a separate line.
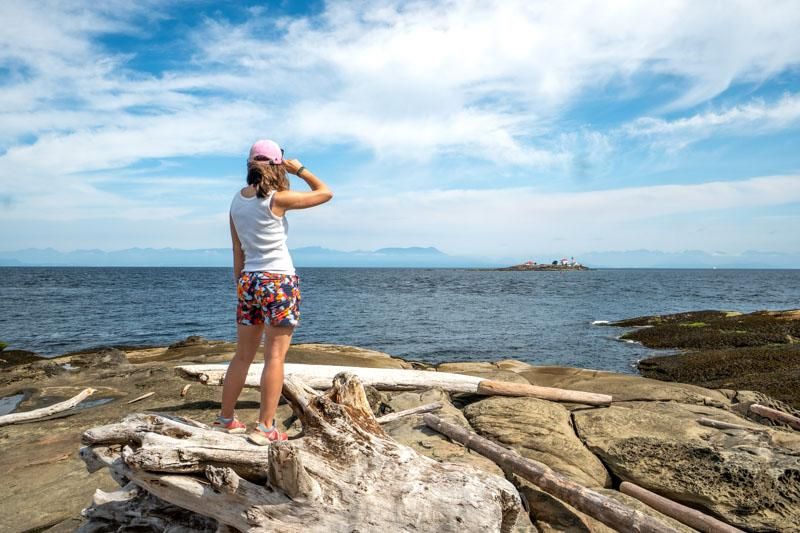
[247, 422, 288, 445]
[212, 415, 247, 434]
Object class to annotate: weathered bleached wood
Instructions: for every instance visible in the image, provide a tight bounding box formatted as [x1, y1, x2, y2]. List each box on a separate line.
[117, 429, 272, 481]
[476, 380, 611, 406]
[177, 362, 484, 391]
[82, 412, 206, 445]
[80, 373, 525, 532]
[0, 388, 94, 426]
[376, 401, 443, 423]
[749, 403, 800, 430]
[126, 391, 155, 404]
[424, 413, 679, 533]
[91, 482, 140, 506]
[620, 481, 744, 533]
[176, 362, 611, 405]
[180, 384, 191, 397]
[80, 445, 118, 474]
[697, 417, 765, 433]
[80, 479, 218, 533]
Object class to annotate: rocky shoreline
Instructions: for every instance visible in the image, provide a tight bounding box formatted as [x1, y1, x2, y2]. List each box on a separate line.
[605, 309, 800, 409]
[1, 335, 799, 532]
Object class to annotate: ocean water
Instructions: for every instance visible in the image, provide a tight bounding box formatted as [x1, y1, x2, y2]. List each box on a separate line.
[1, 267, 798, 374]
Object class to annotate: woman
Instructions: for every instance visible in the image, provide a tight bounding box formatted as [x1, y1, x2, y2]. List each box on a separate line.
[216, 139, 333, 445]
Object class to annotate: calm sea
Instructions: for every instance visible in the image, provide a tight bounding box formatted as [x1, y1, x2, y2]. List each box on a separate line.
[1, 267, 798, 374]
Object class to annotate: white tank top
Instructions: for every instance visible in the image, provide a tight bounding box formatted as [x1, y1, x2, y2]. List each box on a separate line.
[229, 189, 296, 274]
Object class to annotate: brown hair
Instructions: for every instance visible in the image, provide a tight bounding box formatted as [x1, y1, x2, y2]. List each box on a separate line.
[247, 161, 289, 198]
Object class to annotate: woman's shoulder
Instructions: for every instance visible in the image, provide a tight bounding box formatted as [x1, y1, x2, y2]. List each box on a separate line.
[240, 186, 257, 198]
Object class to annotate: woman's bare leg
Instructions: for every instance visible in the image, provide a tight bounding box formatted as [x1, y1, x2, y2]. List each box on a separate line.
[259, 325, 294, 427]
[220, 323, 265, 418]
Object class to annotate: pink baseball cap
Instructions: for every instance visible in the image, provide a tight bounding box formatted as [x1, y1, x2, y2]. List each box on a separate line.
[248, 139, 284, 164]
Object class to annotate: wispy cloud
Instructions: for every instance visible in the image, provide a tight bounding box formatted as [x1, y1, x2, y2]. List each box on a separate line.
[188, 0, 800, 161]
[4, 1, 800, 170]
[623, 93, 800, 150]
[287, 174, 800, 255]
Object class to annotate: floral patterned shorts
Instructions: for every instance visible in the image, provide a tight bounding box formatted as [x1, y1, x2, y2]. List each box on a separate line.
[236, 271, 301, 327]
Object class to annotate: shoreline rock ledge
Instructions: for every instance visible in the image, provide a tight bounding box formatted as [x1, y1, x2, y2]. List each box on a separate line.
[0, 338, 798, 532]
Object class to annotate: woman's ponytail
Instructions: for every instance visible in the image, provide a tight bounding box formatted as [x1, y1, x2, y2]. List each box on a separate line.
[246, 162, 289, 198]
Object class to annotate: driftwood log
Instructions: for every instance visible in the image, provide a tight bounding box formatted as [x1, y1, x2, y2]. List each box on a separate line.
[0, 387, 94, 426]
[697, 417, 766, 433]
[749, 403, 800, 430]
[424, 413, 681, 533]
[619, 482, 745, 533]
[176, 363, 612, 406]
[79, 373, 524, 532]
[126, 391, 155, 404]
[376, 401, 443, 424]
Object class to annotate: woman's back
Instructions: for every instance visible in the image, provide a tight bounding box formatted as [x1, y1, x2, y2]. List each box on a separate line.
[229, 188, 295, 274]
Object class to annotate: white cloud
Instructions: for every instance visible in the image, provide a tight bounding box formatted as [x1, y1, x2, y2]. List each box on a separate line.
[188, 0, 800, 157]
[4, 0, 800, 174]
[286, 175, 800, 255]
[623, 93, 800, 150]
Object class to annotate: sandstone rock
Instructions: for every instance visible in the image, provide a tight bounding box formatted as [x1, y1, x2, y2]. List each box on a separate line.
[437, 361, 497, 373]
[69, 348, 128, 369]
[513, 482, 692, 533]
[127, 337, 234, 363]
[573, 401, 800, 531]
[731, 389, 800, 428]
[495, 359, 537, 373]
[288, 343, 413, 369]
[381, 388, 505, 477]
[514, 478, 613, 533]
[594, 488, 696, 533]
[380, 389, 539, 532]
[518, 366, 729, 405]
[126, 341, 413, 368]
[436, 361, 533, 384]
[168, 335, 209, 348]
[463, 396, 610, 488]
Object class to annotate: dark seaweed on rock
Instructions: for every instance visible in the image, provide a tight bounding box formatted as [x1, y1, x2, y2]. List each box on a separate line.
[613, 309, 800, 409]
[639, 345, 800, 409]
[0, 349, 47, 369]
[609, 310, 733, 328]
[617, 310, 800, 350]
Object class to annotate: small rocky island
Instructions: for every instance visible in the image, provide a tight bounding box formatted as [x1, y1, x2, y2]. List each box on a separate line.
[494, 258, 590, 271]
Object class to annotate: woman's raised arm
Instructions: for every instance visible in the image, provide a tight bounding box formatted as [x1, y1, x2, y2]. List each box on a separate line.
[272, 159, 333, 214]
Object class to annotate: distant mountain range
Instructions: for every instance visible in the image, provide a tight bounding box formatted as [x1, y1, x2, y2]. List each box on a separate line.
[580, 249, 800, 269]
[0, 247, 797, 268]
[0, 246, 500, 268]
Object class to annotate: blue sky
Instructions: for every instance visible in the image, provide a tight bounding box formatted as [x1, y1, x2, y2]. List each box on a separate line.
[1, 0, 799, 261]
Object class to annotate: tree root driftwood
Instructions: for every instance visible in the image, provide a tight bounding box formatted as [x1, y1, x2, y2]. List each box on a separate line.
[79, 372, 524, 532]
